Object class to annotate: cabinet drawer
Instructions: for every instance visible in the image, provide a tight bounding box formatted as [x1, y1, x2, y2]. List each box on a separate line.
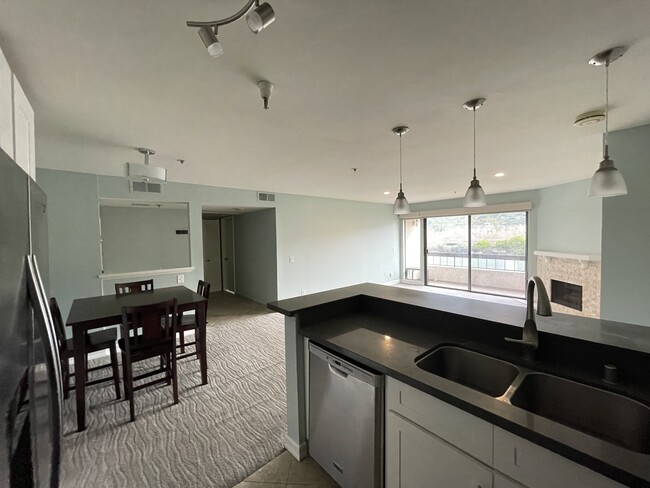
[494, 427, 625, 488]
[386, 410, 493, 488]
[386, 376, 493, 465]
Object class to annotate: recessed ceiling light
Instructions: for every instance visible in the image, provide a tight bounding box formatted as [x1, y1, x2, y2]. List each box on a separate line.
[494, 172, 505, 177]
[384, 191, 390, 195]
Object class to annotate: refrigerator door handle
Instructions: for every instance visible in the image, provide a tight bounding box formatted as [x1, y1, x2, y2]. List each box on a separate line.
[26, 254, 63, 488]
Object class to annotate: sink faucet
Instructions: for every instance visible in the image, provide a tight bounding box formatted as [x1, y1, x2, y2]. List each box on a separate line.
[505, 276, 552, 360]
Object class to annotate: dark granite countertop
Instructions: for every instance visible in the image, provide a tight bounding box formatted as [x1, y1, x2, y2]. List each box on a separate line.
[268, 283, 650, 487]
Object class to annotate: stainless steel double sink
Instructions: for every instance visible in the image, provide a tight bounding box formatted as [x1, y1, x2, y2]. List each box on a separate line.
[416, 346, 650, 454]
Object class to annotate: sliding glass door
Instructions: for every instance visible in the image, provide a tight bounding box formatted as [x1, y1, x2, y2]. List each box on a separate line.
[425, 216, 469, 290]
[421, 211, 527, 298]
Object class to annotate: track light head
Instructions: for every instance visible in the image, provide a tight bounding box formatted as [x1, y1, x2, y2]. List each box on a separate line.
[247, 2, 275, 34]
[198, 26, 223, 58]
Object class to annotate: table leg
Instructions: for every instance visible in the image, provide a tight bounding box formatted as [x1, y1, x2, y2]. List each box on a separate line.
[72, 327, 87, 431]
[198, 304, 208, 385]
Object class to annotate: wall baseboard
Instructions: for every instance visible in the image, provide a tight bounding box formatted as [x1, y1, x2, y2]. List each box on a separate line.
[283, 433, 307, 461]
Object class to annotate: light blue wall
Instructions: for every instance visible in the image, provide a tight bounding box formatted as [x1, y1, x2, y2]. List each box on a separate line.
[36, 168, 399, 318]
[601, 124, 650, 327]
[36, 170, 102, 320]
[234, 209, 278, 304]
[536, 180, 602, 255]
[274, 193, 399, 298]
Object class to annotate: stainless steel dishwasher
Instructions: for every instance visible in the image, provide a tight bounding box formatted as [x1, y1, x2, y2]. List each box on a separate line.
[308, 343, 383, 488]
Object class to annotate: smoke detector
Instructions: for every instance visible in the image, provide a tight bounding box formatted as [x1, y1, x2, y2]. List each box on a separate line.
[573, 110, 605, 127]
[126, 148, 167, 183]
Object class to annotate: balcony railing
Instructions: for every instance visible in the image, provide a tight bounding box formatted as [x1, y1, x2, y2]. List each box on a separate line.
[427, 251, 526, 272]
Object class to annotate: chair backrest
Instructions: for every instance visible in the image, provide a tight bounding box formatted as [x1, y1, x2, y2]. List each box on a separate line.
[121, 298, 177, 346]
[48, 297, 67, 348]
[115, 279, 154, 295]
[197, 280, 211, 300]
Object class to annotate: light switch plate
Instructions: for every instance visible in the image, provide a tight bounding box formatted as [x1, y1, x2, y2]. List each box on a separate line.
[177, 274, 184, 284]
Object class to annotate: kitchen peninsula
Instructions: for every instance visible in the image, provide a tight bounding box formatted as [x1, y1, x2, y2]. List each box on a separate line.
[269, 283, 650, 488]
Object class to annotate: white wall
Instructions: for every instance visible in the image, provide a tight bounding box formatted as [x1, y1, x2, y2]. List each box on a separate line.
[100, 206, 190, 273]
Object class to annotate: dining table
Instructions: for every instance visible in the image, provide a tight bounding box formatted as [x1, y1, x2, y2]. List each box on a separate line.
[66, 285, 207, 431]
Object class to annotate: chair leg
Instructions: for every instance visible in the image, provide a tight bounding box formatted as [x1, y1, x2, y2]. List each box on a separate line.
[109, 343, 121, 400]
[62, 358, 70, 399]
[172, 349, 178, 405]
[166, 352, 172, 386]
[179, 330, 185, 354]
[121, 352, 129, 401]
[126, 359, 135, 422]
[195, 327, 200, 359]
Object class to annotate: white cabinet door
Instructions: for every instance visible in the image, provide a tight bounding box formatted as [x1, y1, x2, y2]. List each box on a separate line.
[386, 410, 493, 488]
[494, 473, 526, 488]
[12, 75, 35, 179]
[386, 376, 493, 465]
[494, 428, 625, 488]
[0, 45, 13, 158]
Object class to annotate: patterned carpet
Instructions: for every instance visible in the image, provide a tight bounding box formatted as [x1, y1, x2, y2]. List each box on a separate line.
[60, 293, 287, 488]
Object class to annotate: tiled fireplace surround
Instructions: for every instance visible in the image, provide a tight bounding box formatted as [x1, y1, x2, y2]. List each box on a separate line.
[536, 253, 601, 319]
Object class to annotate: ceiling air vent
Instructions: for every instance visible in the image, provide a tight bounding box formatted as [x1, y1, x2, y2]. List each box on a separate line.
[257, 192, 276, 202]
[130, 181, 162, 194]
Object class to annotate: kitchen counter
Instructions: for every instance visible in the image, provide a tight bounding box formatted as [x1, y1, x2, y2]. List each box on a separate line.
[268, 283, 650, 487]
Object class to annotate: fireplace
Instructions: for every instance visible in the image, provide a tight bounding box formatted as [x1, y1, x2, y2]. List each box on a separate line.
[550, 279, 583, 311]
[535, 251, 600, 318]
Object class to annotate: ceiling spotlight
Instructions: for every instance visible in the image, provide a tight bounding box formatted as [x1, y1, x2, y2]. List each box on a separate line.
[494, 172, 505, 177]
[384, 191, 390, 195]
[187, 0, 275, 59]
[247, 2, 276, 34]
[587, 46, 628, 198]
[198, 26, 223, 58]
[258, 80, 274, 110]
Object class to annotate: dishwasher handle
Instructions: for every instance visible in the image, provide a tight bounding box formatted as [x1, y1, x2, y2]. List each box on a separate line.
[328, 363, 349, 379]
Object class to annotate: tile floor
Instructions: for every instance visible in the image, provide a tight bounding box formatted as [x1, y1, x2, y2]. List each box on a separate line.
[233, 450, 339, 488]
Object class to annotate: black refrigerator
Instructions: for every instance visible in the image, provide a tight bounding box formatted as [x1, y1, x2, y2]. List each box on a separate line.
[0, 148, 62, 487]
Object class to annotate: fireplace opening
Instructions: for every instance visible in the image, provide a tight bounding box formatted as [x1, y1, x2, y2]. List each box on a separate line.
[550, 279, 583, 311]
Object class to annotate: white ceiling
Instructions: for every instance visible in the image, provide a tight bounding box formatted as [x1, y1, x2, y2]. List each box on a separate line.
[2, 0, 650, 204]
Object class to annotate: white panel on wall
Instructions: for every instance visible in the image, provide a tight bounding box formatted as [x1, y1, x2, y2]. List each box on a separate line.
[0, 45, 14, 158]
[12, 75, 35, 179]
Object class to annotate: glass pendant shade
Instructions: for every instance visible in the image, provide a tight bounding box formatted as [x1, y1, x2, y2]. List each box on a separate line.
[463, 177, 486, 207]
[393, 189, 410, 215]
[588, 156, 628, 197]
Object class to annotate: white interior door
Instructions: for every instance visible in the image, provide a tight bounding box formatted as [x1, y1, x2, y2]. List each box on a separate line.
[202, 219, 222, 291]
[221, 217, 235, 293]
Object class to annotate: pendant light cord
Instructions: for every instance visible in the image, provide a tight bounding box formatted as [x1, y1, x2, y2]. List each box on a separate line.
[473, 107, 477, 179]
[399, 133, 403, 192]
[604, 61, 609, 157]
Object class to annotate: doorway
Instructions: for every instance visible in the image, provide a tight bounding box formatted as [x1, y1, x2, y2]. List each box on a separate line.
[202, 219, 223, 291]
[221, 217, 235, 293]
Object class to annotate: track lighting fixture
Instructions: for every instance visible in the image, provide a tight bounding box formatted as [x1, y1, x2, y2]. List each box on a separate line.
[463, 98, 487, 208]
[198, 26, 223, 58]
[587, 46, 628, 198]
[392, 126, 411, 215]
[187, 0, 275, 58]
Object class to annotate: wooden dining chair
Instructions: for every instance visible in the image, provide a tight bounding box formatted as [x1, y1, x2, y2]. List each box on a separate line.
[114, 279, 154, 295]
[119, 298, 178, 422]
[49, 297, 121, 400]
[177, 280, 210, 360]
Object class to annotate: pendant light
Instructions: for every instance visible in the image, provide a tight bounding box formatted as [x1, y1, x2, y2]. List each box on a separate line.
[463, 98, 487, 207]
[392, 126, 410, 215]
[587, 46, 628, 198]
